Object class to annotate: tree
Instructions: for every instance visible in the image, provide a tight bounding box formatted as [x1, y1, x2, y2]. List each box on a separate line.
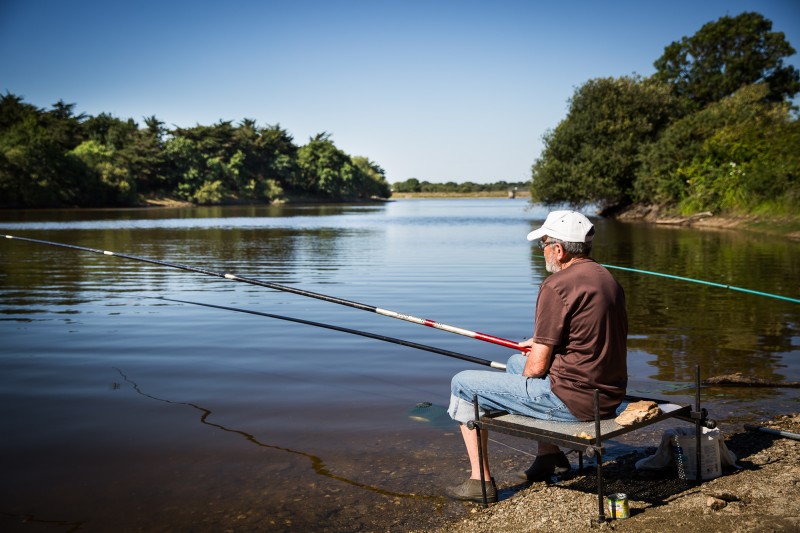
[233, 121, 296, 201]
[635, 83, 800, 213]
[0, 93, 390, 207]
[70, 139, 137, 205]
[296, 133, 357, 198]
[352, 156, 391, 199]
[0, 94, 95, 207]
[131, 116, 169, 194]
[392, 178, 421, 193]
[653, 12, 800, 108]
[530, 76, 681, 210]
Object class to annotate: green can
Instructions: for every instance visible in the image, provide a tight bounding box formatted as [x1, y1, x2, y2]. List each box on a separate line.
[607, 493, 629, 519]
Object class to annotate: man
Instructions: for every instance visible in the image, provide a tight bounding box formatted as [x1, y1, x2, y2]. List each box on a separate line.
[446, 210, 628, 503]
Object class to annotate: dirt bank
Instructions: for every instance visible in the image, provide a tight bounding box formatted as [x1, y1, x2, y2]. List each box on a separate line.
[415, 414, 800, 533]
[616, 204, 800, 240]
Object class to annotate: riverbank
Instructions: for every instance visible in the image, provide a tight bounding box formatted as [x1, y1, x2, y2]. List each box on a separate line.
[391, 191, 530, 199]
[415, 414, 800, 533]
[138, 196, 800, 240]
[616, 204, 800, 240]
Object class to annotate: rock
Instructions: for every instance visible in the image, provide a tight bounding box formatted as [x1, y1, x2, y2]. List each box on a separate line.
[703, 373, 800, 387]
[614, 400, 661, 426]
[706, 496, 728, 511]
[705, 490, 740, 502]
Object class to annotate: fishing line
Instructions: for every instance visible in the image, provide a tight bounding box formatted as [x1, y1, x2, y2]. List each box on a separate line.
[600, 264, 799, 304]
[158, 297, 507, 370]
[2, 234, 527, 352]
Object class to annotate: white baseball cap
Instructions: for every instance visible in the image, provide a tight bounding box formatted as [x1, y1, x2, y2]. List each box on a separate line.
[526, 210, 594, 243]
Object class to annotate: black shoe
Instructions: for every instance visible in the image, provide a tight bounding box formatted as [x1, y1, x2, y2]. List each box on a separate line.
[518, 452, 571, 481]
[445, 477, 498, 503]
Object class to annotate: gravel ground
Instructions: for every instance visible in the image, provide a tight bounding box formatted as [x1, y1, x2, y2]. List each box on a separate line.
[414, 413, 800, 533]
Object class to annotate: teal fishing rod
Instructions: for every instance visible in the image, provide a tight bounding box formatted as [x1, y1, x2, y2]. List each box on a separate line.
[599, 264, 799, 304]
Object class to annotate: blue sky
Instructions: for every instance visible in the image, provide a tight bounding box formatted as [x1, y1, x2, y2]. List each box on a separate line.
[1, 1, 798, 184]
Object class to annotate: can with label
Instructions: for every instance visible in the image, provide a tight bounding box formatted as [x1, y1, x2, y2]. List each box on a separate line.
[607, 493, 630, 519]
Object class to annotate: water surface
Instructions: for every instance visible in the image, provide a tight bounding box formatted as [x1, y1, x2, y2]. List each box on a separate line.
[1, 199, 798, 531]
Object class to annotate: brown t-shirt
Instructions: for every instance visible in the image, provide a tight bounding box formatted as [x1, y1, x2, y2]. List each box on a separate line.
[533, 260, 628, 421]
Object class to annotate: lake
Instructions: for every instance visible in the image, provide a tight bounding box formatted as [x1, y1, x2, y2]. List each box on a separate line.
[0, 199, 798, 531]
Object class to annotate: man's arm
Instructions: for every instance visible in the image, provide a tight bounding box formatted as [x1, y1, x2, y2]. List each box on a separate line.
[518, 338, 554, 378]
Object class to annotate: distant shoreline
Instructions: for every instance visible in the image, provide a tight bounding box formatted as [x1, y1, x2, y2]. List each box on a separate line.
[7, 194, 798, 240]
[391, 191, 531, 199]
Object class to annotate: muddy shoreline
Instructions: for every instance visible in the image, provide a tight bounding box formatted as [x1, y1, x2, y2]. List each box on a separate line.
[615, 204, 800, 240]
[413, 414, 800, 533]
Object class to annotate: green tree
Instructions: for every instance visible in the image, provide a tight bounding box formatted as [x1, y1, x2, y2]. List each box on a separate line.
[129, 116, 170, 195]
[0, 93, 389, 207]
[530, 76, 681, 210]
[70, 139, 137, 205]
[163, 136, 205, 201]
[296, 133, 358, 198]
[392, 177, 421, 193]
[352, 156, 391, 199]
[653, 12, 800, 108]
[166, 121, 252, 203]
[79, 113, 147, 204]
[0, 94, 95, 207]
[233, 121, 295, 201]
[636, 83, 800, 213]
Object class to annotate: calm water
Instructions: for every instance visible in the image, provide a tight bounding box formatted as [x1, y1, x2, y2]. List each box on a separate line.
[1, 199, 798, 531]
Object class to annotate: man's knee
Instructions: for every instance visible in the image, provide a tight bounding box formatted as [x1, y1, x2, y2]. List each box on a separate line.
[506, 353, 527, 374]
[450, 370, 475, 397]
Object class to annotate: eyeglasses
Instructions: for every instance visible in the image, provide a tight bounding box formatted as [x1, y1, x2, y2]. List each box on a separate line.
[537, 240, 557, 250]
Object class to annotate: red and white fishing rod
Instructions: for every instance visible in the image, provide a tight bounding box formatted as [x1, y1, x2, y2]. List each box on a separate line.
[3, 234, 529, 353]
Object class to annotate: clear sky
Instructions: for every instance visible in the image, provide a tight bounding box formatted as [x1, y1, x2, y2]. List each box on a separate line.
[1, 1, 798, 184]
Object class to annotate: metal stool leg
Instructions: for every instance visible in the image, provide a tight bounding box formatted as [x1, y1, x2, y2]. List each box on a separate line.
[473, 394, 489, 508]
[594, 390, 606, 523]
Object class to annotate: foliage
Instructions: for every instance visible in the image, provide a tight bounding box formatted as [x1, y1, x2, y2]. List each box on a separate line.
[392, 178, 421, 193]
[530, 76, 681, 209]
[653, 12, 800, 109]
[70, 140, 137, 205]
[0, 93, 97, 207]
[296, 133, 353, 198]
[530, 12, 799, 217]
[0, 96, 391, 208]
[352, 156, 391, 199]
[636, 83, 800, 213]
[391, 178, 529, 194]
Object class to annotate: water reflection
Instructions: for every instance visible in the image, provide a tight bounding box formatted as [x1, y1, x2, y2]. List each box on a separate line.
[0, 199, 798, 531]
[586, 219, 799, 387]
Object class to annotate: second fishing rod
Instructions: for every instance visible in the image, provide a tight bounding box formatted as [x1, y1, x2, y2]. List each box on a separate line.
[2, 234, 528, 352]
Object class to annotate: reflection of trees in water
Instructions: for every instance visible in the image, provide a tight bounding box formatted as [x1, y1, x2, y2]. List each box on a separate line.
[1, 224, 362, 308]
[554, 220, 799, 385]
[114, 367, 435, 501]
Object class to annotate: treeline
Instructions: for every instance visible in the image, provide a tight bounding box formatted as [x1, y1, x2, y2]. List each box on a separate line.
[531, 12, 800, 216]
[0, 96, 391, 208]
[392, 178, 529, 193]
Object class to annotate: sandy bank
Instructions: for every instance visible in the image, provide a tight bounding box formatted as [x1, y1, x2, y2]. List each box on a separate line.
[415, 413, 800, 533]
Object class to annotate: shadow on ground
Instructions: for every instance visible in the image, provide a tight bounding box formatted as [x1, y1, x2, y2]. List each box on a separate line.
[498, 429, 779, 508]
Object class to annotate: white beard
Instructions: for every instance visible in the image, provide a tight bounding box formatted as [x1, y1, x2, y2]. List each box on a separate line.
[545, 255, 561, 273]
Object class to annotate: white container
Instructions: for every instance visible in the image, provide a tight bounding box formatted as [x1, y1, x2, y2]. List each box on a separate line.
[673, 429, 722, 480]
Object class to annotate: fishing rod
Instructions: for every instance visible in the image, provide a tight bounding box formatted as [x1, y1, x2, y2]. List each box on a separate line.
[2, 234, 527, 352]
[158, 297, 507, 370]
[600, 264, 799, 304]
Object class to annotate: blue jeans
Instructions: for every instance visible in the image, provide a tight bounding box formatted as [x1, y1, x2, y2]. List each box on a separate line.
[448, 353, 578, 424]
